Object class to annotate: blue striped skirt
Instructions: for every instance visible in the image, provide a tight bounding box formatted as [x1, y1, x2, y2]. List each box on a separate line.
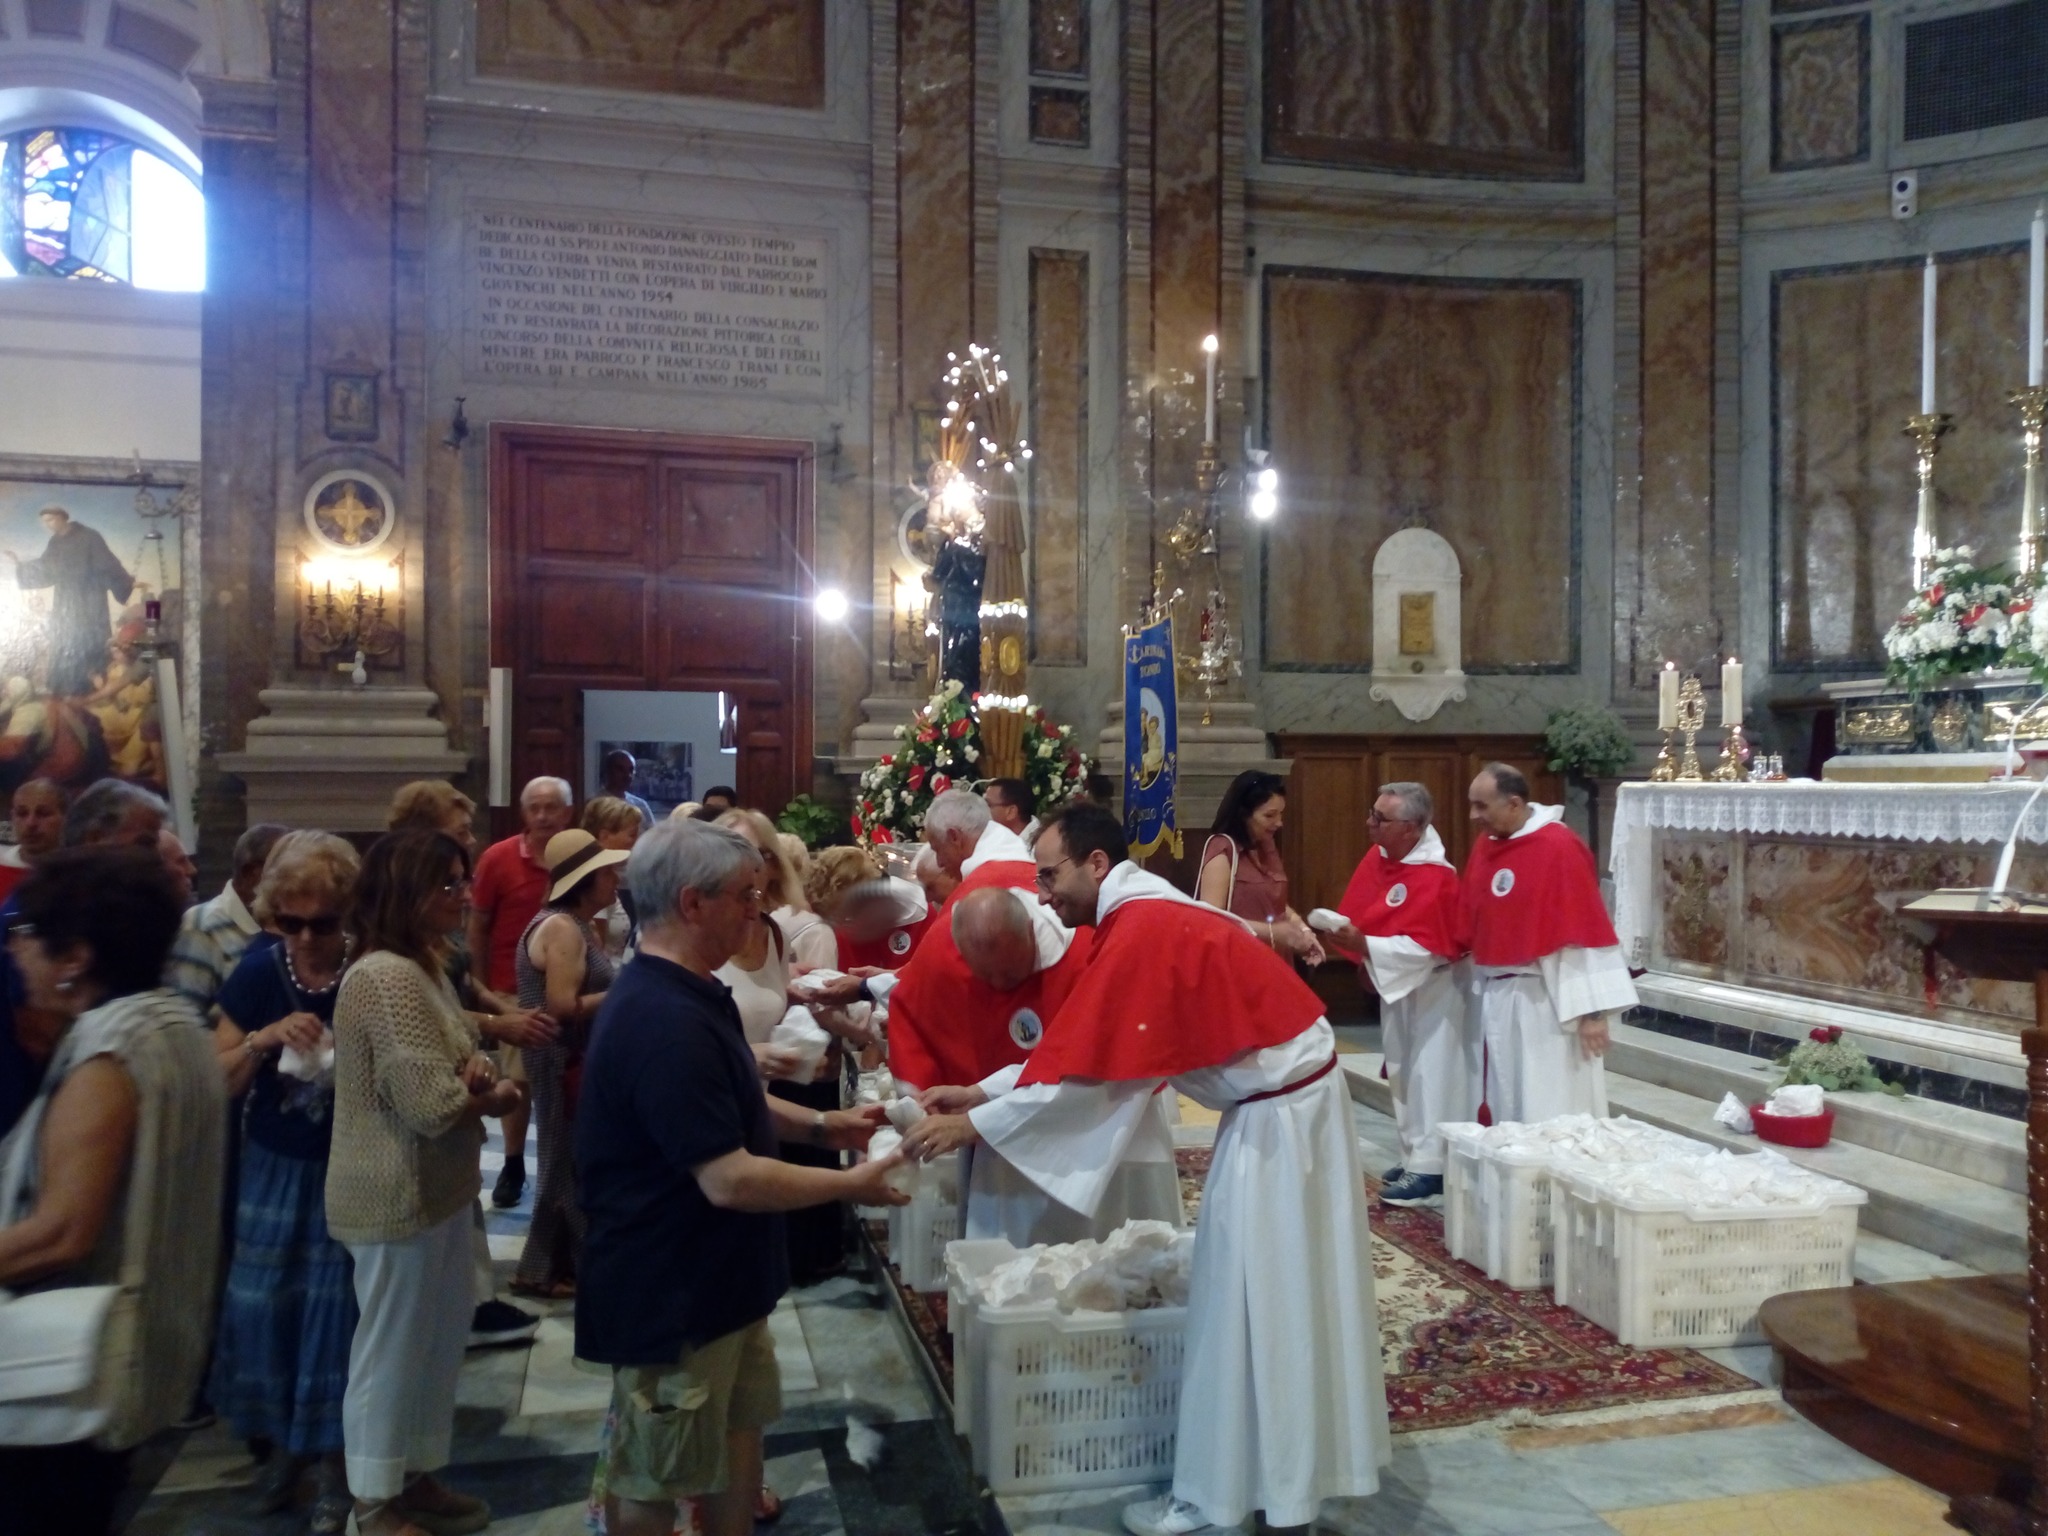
[210, 1138, 358, 1455]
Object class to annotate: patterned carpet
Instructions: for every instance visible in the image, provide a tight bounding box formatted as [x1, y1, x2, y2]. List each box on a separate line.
[880, 1147, 1756, 1436]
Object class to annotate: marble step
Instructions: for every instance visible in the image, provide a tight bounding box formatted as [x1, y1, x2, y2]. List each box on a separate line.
[1604, 1075, 2026, 1275]
[1608, 1021, 2026, 1195]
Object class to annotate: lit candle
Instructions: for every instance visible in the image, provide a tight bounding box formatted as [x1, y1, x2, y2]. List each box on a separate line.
[1202, 334, 1219, 444]
[1658, 662, 1678, 731]
[1922, 255, 1938, 414]
[2031, 207, 2044, 388]
[1721, 656, 1743, 729]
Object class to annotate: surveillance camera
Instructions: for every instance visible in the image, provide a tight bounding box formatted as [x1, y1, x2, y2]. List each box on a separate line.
[1892, 170, 1917, 221]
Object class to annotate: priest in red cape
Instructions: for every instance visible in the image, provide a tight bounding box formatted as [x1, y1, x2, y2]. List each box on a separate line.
[1462, 763, 1637, 1123]
[903, 804, 1388, 1536]
[1326, 780, 1472, 1208]
[919, 885, 1182, 1245]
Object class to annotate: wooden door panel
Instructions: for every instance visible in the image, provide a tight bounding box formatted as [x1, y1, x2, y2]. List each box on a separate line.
[658, 464, 790, 577]
[491, 425, 814, 827]
[526, 458, 654, 561]
[1283, 751, 1375, 916]
[1377, 749, 1462, 850]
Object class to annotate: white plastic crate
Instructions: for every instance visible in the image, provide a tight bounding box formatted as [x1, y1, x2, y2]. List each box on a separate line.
[1553, 1164, 1864, 1349]
[944, 1239, 1187, 1495]
[887, 1152, 961, 1293]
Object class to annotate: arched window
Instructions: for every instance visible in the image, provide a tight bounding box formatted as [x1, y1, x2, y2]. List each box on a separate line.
[0, 126, 204, 290]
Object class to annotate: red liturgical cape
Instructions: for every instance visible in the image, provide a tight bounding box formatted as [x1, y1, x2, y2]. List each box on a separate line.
[1019, 893, 1326, 1086]
[886, 860, 1047, 1089]
[1461, 820, 1618, 967]
[1335, 848, 1465, 961]
[836, 911, 935, 972]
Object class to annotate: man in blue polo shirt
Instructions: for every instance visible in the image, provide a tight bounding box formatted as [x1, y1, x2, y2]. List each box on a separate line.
[576, 820, 908, 1536]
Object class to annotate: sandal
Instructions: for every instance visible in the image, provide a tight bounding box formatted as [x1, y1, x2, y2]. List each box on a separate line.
[755, 1484, 783, 1523]
[510, 1277, 576, 1300]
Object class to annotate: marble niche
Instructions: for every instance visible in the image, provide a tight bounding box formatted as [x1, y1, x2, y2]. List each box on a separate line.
[1369, 528, 1467, 722]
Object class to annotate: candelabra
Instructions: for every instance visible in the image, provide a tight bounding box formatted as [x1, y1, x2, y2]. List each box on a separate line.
[1712, 722, 1748, 782]
[1674, 676, 1707, 782]
[2014, 386, 2048, 579]
[1161, 442, 1245, 725]
[301, 561, 400, 669]
[1903, 412, 1957, 590]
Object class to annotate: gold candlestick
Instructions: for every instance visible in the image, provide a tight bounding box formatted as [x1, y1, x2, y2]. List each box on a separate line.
[1903, 412, 1956, 590]
[1676, 675, 1707, 782]
[2013, 386, 2048, 578]
[1649, 732, 1678, 781]
[1712, 722, 1747, 782]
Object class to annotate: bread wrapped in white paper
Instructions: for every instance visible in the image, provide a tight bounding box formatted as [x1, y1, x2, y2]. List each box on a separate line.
[788, 968, 850, 1000]
[1306, 907, 1349, 934]
[278, 1040, 336, 1083]
[884, 1096, 926, 1131]
[1764, 1084, 1826, 1118]
[769, 1005, 832, 1077]
[864, 1126, 921, 1196]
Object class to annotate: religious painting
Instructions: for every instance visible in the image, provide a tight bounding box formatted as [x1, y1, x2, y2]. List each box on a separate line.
[0, 470, 187, 800]
[598, 738, 693, 819]
[322, 370, 379, 442]
[303, 470, 396, 555]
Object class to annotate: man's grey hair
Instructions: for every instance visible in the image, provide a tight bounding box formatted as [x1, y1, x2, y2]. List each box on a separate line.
[63, 779, 169, 847]
[627, 819, 761, 926]
[521, 775, 573, 806]
[233, 823, 290, 873]
[911, 843, 939, 873]
[924, 787, 990, 842]
[1377, 782, 1433, 825]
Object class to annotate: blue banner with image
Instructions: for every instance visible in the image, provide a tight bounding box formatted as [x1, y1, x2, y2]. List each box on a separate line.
[1123, 618, 1180, 858]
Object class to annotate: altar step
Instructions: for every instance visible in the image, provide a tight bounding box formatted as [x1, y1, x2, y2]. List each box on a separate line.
[1340, 1023, 2025, 1275]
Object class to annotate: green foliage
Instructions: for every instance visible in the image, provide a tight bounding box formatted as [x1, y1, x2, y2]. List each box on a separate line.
[775, 793, 844, 850]
[1776, 1033, 1905, 1095]
[1542, 705, 1636, 780]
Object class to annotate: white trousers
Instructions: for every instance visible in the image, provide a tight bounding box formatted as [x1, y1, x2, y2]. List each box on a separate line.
[1472, 971, 1606, 1125]
[1379, 964, 1475, 1176]
[343, 1206, 475, 1500]
[471, 1200, 495, 1305]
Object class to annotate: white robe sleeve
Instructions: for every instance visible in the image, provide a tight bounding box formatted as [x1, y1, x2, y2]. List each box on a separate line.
[1362, 935, 1442, 1005]
[864, 971, 900, 1006]
[1537, 944, 1639, 1028]
[968, 1076, 1160, 1217]
[978, 1061, 1026, 1098]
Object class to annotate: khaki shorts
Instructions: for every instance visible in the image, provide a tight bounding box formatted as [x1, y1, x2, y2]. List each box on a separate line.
[605, 1318, 782, 1503]
[499, 1044, 527, 1083]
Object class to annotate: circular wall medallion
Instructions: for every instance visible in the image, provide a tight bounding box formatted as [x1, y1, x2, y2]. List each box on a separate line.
[1386, 882, 1407, 908]
[303, 470, 396, 555]
[1490, 868, 1515, 898]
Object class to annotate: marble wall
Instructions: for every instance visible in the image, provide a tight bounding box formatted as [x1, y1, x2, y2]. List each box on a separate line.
[1262, 0, 1582, 178]
[1773, 247, 2026, 668]
[1260, 268, 1578, 673]
[1770, 13, 1868, 172]
[1654, 828, 2048, 1036]
[1028, 248, 1088, 666]
[472, 0, 826, 106]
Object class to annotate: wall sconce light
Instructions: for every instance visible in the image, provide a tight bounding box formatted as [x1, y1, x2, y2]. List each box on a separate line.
[444, 397, 470, 451]
[301, 556, 401, 676]
[886, 569, 934, 684]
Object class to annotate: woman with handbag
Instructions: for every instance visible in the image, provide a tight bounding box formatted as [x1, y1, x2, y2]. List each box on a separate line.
[0, 846, 225, 1534]
[1198, 770, 1326, 965]
[509, 829, 625, 1301]
[210, 831, 361, 1533]
[327, 830, 524, 1536]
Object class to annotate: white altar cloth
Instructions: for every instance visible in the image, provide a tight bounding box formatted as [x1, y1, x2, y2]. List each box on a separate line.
[1609, 781, 2048, 966]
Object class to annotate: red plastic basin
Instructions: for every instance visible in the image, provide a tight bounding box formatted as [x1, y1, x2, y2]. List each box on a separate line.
[1750, 1103, 1834, 1148]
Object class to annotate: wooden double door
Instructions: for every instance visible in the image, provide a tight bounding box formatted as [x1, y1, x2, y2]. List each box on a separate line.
[489, 425, 814, 823]
[1276, 734, 1562, 915]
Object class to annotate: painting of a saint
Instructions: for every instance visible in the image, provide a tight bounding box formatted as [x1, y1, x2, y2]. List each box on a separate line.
[7, 506, 135, 697]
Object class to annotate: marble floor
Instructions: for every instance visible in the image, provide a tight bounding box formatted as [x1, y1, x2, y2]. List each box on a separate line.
[121, 1097, 1972, 1536]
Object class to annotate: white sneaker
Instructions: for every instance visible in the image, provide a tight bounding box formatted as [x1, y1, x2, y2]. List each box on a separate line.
[1121, 1495, 1218, 1536]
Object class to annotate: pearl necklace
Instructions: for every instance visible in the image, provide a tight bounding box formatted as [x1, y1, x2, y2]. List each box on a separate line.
[283, 935, 351, 1004]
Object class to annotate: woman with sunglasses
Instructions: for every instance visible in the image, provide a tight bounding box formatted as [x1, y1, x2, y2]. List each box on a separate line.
[210, 831, 361, 1534]
[328, 831, 523, 1536]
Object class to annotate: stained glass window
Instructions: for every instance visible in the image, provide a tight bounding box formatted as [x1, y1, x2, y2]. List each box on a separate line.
[0, 127, 204, 291]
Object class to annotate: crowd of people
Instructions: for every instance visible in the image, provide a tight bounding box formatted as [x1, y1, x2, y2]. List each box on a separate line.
[0, 757, 1629, 1536]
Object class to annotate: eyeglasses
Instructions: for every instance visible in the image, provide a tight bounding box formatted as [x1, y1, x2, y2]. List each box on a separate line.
[274, 913, 344, 938]
[1367, 811, 1406, 825]
[440, 876, 472, 895]
[1033, 856, 1076, 892]
[3, 918, 34, 941]
[722, 885, 766, 908]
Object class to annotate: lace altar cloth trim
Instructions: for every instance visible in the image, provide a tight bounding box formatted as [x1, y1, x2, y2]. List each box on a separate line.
[1609, 781, 2048, 963]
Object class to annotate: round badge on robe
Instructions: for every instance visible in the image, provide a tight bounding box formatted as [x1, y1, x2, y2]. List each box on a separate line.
[1385, 882, 1408, 908]
[888, 929, 912, 956]
[1491, 868, 1515, 898]
[1008, 1007, 1044, 1049]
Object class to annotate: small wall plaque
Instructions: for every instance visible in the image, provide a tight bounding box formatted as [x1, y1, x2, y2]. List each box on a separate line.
[1398, 592, 1435, 655]
[323, 371, 380, 442]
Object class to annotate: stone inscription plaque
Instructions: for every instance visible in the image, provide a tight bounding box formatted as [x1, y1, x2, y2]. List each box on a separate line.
[466, 205, 830, 397]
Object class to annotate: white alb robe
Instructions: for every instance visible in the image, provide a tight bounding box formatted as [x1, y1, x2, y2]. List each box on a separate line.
[967, 867, 1389, 1529]
[1468, 806, 1637, 1124]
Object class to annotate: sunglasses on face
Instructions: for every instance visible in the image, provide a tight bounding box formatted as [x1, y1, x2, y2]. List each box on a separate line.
[274, 913, 344, 937]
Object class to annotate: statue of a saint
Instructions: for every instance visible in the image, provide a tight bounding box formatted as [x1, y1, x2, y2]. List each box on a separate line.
[926, 536, 985, 693]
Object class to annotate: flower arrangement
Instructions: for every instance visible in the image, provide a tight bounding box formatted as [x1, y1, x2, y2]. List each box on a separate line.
[1882, 547, 2021, 691]
[1777, 1026, 1903, 1095]
[853, 680, 1090, 847]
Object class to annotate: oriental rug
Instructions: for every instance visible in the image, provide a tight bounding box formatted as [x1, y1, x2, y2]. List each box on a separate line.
[875, 1147, 1758, 1436]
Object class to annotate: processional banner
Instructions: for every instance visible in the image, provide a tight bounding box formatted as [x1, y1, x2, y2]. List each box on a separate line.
[1123, 617, 1180, 858]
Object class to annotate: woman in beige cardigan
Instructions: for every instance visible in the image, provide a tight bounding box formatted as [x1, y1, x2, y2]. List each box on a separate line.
[327, 830, 524, 1536]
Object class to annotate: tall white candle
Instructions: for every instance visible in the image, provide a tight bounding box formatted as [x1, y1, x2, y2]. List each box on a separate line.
[1922, 256, 1938, 414]
[2031, 207, 2045, 388]
[1721, 657, 1743, 728]
[1658, 662, 1678, 731]
[1202, 334, 1219, 443]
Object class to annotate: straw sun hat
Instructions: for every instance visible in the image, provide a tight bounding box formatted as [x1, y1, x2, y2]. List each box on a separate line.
[542, 828, 630, 903]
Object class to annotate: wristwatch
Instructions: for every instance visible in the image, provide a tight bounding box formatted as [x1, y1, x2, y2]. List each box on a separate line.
[808, 1110, 829, 1146]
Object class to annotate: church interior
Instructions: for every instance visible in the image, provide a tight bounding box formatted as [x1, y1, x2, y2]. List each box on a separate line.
[5, 1, 2048, 1534]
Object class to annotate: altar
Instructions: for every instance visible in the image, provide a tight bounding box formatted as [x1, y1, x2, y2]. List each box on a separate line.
[1609, 780, 2048, 1078]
